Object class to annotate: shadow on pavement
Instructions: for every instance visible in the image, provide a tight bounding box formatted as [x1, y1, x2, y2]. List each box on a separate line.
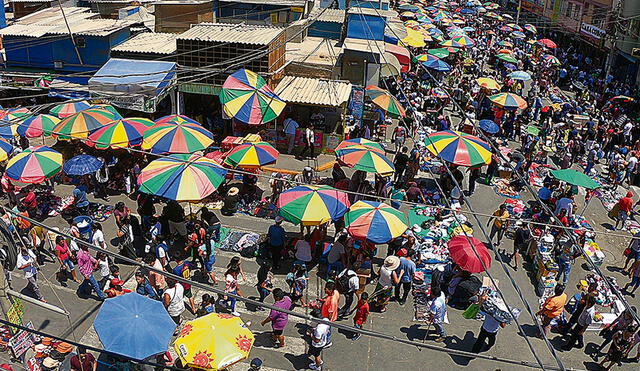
[284, 353, 314, 370]
[442, 330, 475, 366]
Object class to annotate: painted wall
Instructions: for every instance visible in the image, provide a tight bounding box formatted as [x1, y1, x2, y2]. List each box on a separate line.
[308, 21, 342, 39]
[217, 2, 304, 24]
[346, 13, 385, 40]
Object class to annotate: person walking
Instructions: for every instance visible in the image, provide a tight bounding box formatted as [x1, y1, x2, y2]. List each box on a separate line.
[373, 255, 401, 313]
[615, 191, 634, 230]
[487, 204, 509, 245]
[256, 262, 274, 306]
[260, 288, 291, 348]
[320, 282, 340, 322]
[307, 318, 331, 370]
[267, 217, 286, 270]
[622, 232, 640, 273]
[16, 247, 45, 302]
[163, 278, 185, 327]
[393, 147, 409, 183]
[536, 284, 567, 337]
[351, 292, 369, 341]
[562, 295, 597, 350]
[428, 286, 447, 342]
[282, 117, 299, 155]
[223, 266, 242, 316]
[299, 125, 315, 159]
[595, 307, 637, 359]
[599, 326, 637, 370]
[54, 236, 80, 283]
[623, 259, 640, 296]
[76, 244, 106, 300]
[394, 251, 416, 305]
[337, 267, 359, 319]
[472, 294, 510, 353]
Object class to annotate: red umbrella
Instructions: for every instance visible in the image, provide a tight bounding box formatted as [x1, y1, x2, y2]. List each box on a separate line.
[537, 38, 557, 49]
[448, 235, 492, 273]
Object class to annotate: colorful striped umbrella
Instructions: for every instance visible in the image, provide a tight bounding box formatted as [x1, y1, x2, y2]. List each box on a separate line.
[524, 24, 537, 33]
[336, 145, 395, 175]
[476, 77, 502, 90]
[432, 87, 449, 99]
[50, 101, 91, 118]
[452, 35, 474, 47]
[88, 118, 155, 149]
[427, 48, 450, 58]
[488, 92, 528, 109]
[423, 58, 452, 72]
[6, 146, 62, 183]
[497, 48, 513, 54]
[365, 86, 406, 118]
[53, 108, 119, 140]
[142, 115, 214, 154]
[439, 39, 463, 48]
[507, 23, 523, 31]
[498, 40, 513, 48]
[511, 31, 526, 39]
[17, 114, 60, 138]
[90, 104, 121, 117]
[0, 108, 31, 139]
[138, 154, 227, 201]
[224, 142, 279, 168]
[277, 185, 350, 226]
[345, 200, 408, 244]
[497, 53, 518, 64]
[0, 139, 14, 162]
[413, 54, 441, 63]
[498, 25, 512, 33]
[424, 130, 492, 167]
[334, 138, 384, 153]
[610, 95, 635, 103]
[220, 69, 286, 125]
[509, 71, 532, 81]
[542, 54, 561, 65]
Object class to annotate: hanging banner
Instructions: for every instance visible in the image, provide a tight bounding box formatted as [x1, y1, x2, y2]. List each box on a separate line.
[349, 85, 365, 125]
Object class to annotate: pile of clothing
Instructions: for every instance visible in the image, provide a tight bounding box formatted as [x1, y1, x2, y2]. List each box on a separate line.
[585, 273, 621, 307]
[596, 188, 623, 211]
[528, 163, 555, 187]
[219, 230, 261, 254]
[481, 289, 521, 324]
[492, 178, 521, 198]
[413, 283, 432, 321]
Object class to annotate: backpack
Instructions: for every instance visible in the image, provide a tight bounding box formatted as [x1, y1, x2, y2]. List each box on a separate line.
[338, 269, 356, 293]
[155, 243, 169, 259]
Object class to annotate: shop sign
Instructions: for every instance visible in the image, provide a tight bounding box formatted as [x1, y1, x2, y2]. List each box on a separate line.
[349, 86, 365, 123]
[6, 299, 24, 329]
[324, 134, 342, 152]
[580, 22, 605, 40]
[179, 82, 221, 96]
[10, 321, 37, 358]
[291, 7, 304, 12]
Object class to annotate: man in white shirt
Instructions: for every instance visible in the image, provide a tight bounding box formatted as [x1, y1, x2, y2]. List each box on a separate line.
[626, 154, 638, 185]
[307, 318, 331, 370]
[16, 247, 45, 302]
[337, 268, 359, 318]
[299, 125, 315, 159]
[428, 286, 447, 342]
[283, 117, 299, 154]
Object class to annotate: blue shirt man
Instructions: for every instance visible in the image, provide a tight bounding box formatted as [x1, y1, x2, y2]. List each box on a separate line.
[73, 185, 89, 208]
[397, 256, 416, 283]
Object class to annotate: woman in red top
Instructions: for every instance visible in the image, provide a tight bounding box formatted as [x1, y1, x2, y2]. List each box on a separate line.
[351, 292, 370, 341]
[615, 192, 634, 230]
[55, 236, 80, 283]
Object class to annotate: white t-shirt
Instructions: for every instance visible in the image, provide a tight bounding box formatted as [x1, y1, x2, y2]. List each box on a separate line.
[624, 122, 633, 136]
[429, 293, 446, 324]
[295, 240, 312, 262]
[92, 230, 105, 248]
[98, 258, 110, 278]
[378, 266, 393, 287]
[327, 242, 345, 264]
[628, 156, 638, 170]
[338, 269, 359, 292]
[312, 323, 331, 348]
[164, 283, 185, 317]
[16, 251, 37, 278]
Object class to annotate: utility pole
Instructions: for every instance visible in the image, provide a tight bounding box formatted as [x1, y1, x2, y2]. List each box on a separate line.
[57, 0, 84, 66]
[516, 0, 522, 24]
[0, 266, 12, 319]
[605, 0, 624, 77]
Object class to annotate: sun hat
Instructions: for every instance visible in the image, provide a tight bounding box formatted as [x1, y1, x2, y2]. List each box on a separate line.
[383, 255, 401, 270]
[228, 187, 239, 196]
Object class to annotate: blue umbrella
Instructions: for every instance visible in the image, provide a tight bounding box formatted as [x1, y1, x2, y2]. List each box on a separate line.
[478, 119, 499, 134]
[463, 26, 475, 32]
[63, 154, 103, 176]
[94, 293, 177, 360]
[512, 31, 526, 39]
[509, 71, 532, 81]
[423, 59, 452, 72]
[504, 63, 517, 70]
[460, 8, 476, 14]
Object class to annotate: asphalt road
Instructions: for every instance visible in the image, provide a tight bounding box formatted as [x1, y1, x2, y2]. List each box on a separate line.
[4, 145, 638, 371]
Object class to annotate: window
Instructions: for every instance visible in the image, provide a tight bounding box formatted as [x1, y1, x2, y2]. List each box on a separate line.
[566, 2, 572, 18]
[573, 4, 581, 20]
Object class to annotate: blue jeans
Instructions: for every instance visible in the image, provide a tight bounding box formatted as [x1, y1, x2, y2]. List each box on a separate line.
[584, 161, 594, 174]
[225, 290, 237, 312]
[62, 257, 75, 271]
[557, 261, 571, 285]
[80, 275, 106, 299]
[433, 323, 446, 337]
[258, 287, 270, 302]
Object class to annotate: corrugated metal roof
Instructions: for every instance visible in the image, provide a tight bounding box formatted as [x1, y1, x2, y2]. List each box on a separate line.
[112, 33, 178, 55]
[274, 76, 352, 107]
[347, 7, 396, 18]
[219, 0, 306, 5]
[0, 18, 132, 37]
[343, 37, 385, 55]
[10, 0, 54, 3]
[308, 7, 345, 23]
[0, 24, 52, 38]
[177, 23, 284, 45]
[16, 6, 95, 24]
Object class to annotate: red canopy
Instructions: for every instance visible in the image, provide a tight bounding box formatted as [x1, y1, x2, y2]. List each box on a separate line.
[537, 38, 557, 49]
[385, 43, 411, 72]
[448, 235, 492, 273]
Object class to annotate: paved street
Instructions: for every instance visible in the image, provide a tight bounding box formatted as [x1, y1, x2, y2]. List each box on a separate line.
[6, 148, 637, 371]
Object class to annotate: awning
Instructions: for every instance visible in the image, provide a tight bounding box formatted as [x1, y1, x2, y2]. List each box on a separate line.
[385, 43, 410, 72]
[274, 76, 352, 107]
[48, 76, 91, 99]
[380, 52, 401, 77]
[88, 58, 176, 113]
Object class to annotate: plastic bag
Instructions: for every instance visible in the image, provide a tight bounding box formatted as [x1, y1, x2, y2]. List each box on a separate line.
[463, 303, 480, 319]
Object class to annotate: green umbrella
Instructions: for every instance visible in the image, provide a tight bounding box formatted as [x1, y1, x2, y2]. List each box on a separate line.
[550, 169, 600, 189]
[497, 53, 518, 64]
[427, 48, 450, 59]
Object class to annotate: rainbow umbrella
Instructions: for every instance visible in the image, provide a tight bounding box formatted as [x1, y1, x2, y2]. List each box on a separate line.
[224, 142, 279, 168]
[610, 95, 635, 103]
[334, 138, 384, 153]
[336, 145, 395, 175]
[17, 114, 60, 138]
[220, 69, 285, 125]
[0, 139, 14, 162]
[174, 313, 254, 371]
[6, 146, 62, 184]
[542, 54, 561, 65]
[0, 108, 31, 139]
[512, 31, 526, 39]
[524, 24, 537, 33]
[50, 101, 91, 118]
[498, 25, 512, 33]
[428, 48, 450, 58]
[53, 108, 119, 140]
[413, 54, 441, 63]
[452, 35, 475, 47]
[440, 39, 463, 48]
[432, 87, 449, 99]
[142, 115, 214, 154]
[507, 23, 523, 31]
[90, 104, 120, 117]
[365, 86, 406, 118]
[489, 92, 528, 109]
[277, 185, 350, 226]
[88, 118, 154, 149]
[345, 200, 408, 244]
[424, 130, 492, 167]
[497, 53, 518, 64]
[476, 77, 502, 90]
[138, 154, 227, 201]
[498, 40, 514, 48]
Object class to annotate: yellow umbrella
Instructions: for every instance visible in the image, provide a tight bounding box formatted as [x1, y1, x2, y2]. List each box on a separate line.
[475, 77, 502, 90]
[400, 28, 426, 47]
[174, 313, 254, 370]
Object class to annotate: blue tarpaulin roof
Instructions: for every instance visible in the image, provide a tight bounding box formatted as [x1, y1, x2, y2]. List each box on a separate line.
[88, 58, 176, 97]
